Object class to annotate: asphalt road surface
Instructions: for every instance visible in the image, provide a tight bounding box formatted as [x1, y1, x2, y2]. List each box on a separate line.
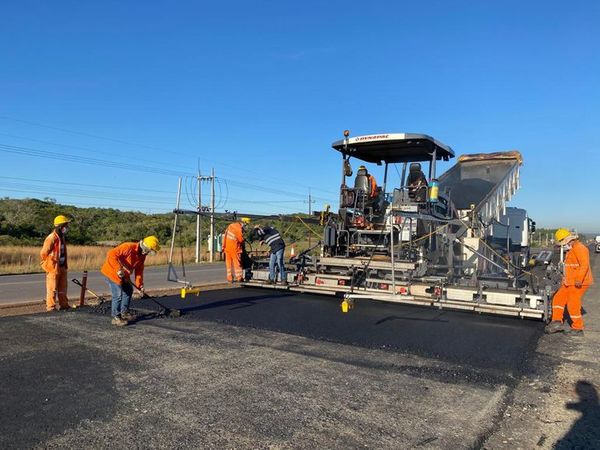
[0, 287, 544, 448]
[0, 263, 225, 306]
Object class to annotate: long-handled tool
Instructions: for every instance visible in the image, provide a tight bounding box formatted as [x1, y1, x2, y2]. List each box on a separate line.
[123, 278, 182, 318]
[71, 278, 106, 304]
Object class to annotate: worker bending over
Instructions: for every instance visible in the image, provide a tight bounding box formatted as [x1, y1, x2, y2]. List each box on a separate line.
[101, 236, 160, 326]
[222, 217, 251, 283]
[253, 225, 287, 285]
[545, 228, 594, 335]
[40, 215, 72, 312]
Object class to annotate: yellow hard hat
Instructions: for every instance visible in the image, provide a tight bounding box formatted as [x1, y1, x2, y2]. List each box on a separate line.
[555, 228, 574, 245]
[241, 217, 251, 224]
[53, 215, 71, 227]
[141, 235, 160, 253]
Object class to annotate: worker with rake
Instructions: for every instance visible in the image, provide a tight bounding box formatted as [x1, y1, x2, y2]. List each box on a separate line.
[101, 236, 160, 326]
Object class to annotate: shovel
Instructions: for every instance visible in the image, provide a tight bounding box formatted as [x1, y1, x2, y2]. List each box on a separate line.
[123, 279, 182, 318]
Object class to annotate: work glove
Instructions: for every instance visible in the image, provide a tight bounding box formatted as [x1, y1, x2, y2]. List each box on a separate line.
[575, 281, 582, 288]
[117, 269, 125, 279]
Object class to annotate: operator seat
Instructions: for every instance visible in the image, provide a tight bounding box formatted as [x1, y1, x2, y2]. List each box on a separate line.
[406, 163, 427, 201]
[354, 167, 371, 194]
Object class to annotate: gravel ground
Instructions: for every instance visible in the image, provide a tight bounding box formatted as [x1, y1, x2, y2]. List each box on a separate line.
[483, 251, 600, 449]
[1, 252, 598, 449]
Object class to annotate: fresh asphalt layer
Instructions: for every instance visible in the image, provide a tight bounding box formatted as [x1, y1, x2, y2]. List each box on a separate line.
[0, 287, 544, 449]
[141, 287, 541, 376]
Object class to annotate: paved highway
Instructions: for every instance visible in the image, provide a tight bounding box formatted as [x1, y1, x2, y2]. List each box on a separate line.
[0, 263, 225, 306]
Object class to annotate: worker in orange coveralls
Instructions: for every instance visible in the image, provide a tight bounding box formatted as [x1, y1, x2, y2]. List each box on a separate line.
[545, 228, 594, 335]
[222, 217, 250, 283]
[40, 215, 72, 312]
[101, 236, 160, 326]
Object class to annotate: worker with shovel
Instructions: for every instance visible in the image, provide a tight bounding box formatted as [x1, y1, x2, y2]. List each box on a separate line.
[101, 236, 160, 326]
[222, 217, 251, 283]
[40, 215, 72, 312]
[545, 228, 594, 335]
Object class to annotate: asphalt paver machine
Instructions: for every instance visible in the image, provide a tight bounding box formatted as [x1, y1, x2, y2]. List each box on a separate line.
[244, 132, 556, 320]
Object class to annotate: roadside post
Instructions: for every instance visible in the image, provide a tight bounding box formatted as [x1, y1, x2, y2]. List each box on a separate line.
[78, 270, 88, 307]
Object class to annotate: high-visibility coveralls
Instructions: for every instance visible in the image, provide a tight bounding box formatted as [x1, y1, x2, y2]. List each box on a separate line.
[551, 240, 594, 330]
[222, 222, 244, 282]
[101, 242, 146, 287]
[367, 174, 378, 198]
[40, 230, 69, 310]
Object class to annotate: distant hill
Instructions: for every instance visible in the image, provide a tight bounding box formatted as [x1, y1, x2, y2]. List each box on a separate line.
[0, 198, 318, 246]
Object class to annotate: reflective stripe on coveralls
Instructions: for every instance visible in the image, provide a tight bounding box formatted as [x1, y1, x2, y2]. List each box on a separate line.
[551, 285, 589, 330]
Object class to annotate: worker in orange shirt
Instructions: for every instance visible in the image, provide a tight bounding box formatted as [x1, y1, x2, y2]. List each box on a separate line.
[40, 215, 72, 312]
[222, 217, 250, 283]
[545, 228, 594, 335]
[101, 236, 160, 326]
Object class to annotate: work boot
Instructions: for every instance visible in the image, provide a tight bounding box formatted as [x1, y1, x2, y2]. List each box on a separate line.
[46, 307, 57, 313]
[566, 328, 584, 336]
[266, 279, 275, 285]
[121, 311, 137, 322]
[280, 280, 289, 287]
[544, 321, 566, 334]
[111, 316, 128, 327]
[58, 305, 71, 311]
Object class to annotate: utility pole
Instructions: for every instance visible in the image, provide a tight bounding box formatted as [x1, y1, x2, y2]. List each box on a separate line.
[210, 168, 216, 263]
[306, 188, 315, 216]
[195, 170, 202, 263]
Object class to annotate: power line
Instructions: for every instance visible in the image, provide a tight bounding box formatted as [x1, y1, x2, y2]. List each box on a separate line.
[0, 115, 338, 196]
[0, 175, 174, 194]
[0, 142, 193, 177]
[0, 131, 192, 172]
[0, 115, 170, 153]
[0, 185, 175, 205]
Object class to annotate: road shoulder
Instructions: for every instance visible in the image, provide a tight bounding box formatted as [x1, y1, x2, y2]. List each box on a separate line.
[483, 255, 600, 449]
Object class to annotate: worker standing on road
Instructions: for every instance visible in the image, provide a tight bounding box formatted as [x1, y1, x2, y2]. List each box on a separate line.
[222, 217, 250, 283]
[40, 215, 72, 312]
[101, 236, 160, 326]
[253, 225, 287, 285]
[545, 229, 594, 335]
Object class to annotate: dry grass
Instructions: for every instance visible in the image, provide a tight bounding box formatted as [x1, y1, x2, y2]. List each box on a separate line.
[0, 246, 205, 275]
[0, 240, 316, 275]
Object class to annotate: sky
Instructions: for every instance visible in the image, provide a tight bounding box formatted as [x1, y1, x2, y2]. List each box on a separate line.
[0, 0, 599, 232]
